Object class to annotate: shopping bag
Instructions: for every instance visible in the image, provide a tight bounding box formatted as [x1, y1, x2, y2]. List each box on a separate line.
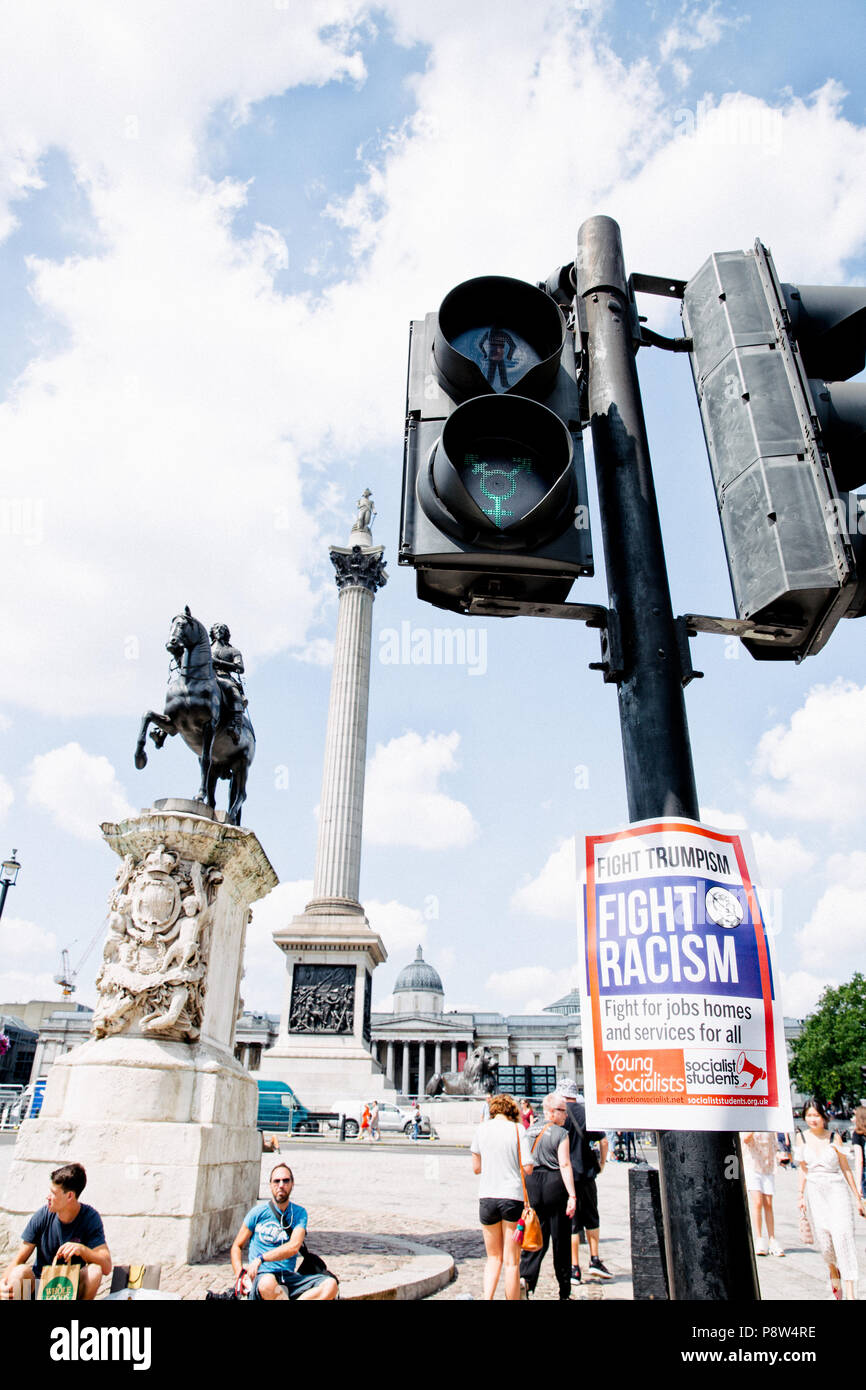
[37, 1263, 80, 1300]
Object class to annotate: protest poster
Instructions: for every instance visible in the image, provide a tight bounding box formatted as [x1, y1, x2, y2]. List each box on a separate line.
[578, 817, 793, 1132]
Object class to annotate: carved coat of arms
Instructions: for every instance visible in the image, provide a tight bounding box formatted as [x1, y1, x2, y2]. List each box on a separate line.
[92, 845, 222, 1042]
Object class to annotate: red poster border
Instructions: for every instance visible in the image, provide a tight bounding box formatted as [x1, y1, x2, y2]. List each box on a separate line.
[584, 820, 778, 1109]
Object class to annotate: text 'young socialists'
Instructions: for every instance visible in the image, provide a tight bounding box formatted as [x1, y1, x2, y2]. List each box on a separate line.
[593, 877, 758, 995]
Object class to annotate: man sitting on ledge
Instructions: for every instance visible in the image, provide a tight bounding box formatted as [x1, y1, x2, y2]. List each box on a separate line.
[0, 1161, 112, 1300]
[231, 1163, 338, 1301]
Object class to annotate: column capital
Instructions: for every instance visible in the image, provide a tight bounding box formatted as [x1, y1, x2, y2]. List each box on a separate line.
[329, 544, 388, 595]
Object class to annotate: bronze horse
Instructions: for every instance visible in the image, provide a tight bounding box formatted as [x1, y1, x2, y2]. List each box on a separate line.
[134, 608, 255, 826]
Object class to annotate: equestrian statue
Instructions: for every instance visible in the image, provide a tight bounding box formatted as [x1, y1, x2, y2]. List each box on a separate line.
[134, 608, 255, 826]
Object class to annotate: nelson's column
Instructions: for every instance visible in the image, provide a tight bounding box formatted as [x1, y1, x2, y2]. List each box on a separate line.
[259, 491, 396, 1104]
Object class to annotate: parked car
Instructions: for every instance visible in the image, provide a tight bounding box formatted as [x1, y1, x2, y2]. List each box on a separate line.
[329, 1100, 432, 1137]
[255, 1079, 317, 1134]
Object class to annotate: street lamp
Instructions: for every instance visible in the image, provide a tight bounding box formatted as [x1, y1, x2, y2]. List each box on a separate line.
[0, 849, 20, 921]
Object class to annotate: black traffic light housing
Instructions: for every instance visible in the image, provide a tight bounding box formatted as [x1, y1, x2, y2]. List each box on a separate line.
[400, 274, 593, 615]
[682, 242, 866, 660]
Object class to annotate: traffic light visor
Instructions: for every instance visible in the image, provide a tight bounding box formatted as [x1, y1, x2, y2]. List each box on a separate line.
[433, 275, 566, 401]
[422, 394, 576, 546]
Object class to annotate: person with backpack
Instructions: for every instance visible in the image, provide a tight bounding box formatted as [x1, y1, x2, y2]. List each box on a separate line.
[230, 1164, 338, 1301]
[558, 1079, 612, 1283]
[518, 1094, 577, 1299]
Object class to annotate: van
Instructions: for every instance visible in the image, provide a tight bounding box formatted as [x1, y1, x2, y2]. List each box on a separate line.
[255, 1079, 315, 1134]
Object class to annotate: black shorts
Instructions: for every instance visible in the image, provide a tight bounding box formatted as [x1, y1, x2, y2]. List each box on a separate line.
[479, 1197, 523, 1226]
[570, 1177, 599, 1233]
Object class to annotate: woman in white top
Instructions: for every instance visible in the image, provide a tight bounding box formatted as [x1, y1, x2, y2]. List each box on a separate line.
[796, 1098, 865, 1301]
[470, 1093, 534, 1300]
[741, 1131, 783, 1256]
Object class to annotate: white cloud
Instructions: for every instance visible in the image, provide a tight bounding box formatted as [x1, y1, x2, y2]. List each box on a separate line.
[365, 898, 428, 957]
[751, 832, 817, 888]
[699, 806, 748, 831]
[780, 970, 836, 1020]
[510, 838, 576, 920]
[0, 913, 61, 1006]
[0, 913, 57, 963]
[244, 878, 313, 1015]
[486, 963, 576, 1016]
[795, 852, 866, 975]
[364, 731, 478, 849]
[752, 681, 866, 829]
[365, 899, 432, 1006]
[0, 969, 67, 1007]
[292, 638, 334, 667]
[659, 1, 744, 63]
[0, 774, 12, 821]
[0, 4, 369, 717]
[24, 742, 136, 840]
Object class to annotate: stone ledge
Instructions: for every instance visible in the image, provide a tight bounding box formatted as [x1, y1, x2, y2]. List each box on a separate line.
[337, 1235, 454, 1302]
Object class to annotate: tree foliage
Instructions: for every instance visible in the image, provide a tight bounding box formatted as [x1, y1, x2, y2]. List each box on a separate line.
[789, 973, 866, 1108]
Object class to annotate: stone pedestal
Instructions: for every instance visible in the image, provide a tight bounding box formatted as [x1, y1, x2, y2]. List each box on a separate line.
[0, 802, 278, 1265]
[259, 903, 396, 1107]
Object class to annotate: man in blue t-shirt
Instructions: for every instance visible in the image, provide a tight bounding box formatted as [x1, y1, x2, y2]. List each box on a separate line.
[231, 1163, 337, 1301]
[0, 1162, 112, 1301]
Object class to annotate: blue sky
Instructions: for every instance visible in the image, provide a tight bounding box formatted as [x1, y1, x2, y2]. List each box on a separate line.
[0, 0, 865, 1027]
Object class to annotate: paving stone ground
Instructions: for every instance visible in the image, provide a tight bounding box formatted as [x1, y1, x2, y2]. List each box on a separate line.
[3, 1134, 864, 1301]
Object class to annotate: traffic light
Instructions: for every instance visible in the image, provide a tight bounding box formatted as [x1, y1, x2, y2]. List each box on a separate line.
[400, 274, 593, 615]
[682, 242, 866, 659]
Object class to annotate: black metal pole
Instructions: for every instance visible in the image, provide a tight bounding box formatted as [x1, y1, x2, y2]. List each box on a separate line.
[0, 881, 9, 922]
[575, 214, 758, 1300]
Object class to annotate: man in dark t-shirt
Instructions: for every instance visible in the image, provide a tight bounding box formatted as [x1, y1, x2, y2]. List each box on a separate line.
[0, 1162, 111, 1301]
[559, 1080, 611, 1283]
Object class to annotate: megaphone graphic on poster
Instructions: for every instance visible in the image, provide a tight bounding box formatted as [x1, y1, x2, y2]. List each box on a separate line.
[737, 1052, 767, 1090]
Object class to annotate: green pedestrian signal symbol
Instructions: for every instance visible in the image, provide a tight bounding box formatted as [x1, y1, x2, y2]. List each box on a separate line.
[465, 454, 533, 528]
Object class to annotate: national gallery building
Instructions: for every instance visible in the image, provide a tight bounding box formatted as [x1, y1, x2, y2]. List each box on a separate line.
[365, 948, 584, 1097]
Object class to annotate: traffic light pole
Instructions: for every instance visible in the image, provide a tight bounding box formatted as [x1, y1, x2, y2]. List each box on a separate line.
[575, 215, 759, 1300]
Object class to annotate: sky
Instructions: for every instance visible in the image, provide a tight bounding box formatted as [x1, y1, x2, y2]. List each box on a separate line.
[0, 0, 865, 1030]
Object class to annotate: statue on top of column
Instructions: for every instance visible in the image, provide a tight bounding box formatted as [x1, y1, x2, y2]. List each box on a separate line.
[351, 489, 376, 535]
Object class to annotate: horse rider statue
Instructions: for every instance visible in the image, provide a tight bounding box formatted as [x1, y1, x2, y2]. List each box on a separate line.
[209, 622, 246, 745]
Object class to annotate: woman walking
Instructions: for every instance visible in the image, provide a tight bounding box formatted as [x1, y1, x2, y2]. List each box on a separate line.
[742, 1130, 784, 1256]
[470, 1094, 533, 1300]
[796, 1098, 865, 1300]
[851, 1108, 866, 1199]
[519, 1094, 577, 1300]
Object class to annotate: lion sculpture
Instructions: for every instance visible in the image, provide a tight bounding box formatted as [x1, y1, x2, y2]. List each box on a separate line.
[426, 1045, 496, 1097]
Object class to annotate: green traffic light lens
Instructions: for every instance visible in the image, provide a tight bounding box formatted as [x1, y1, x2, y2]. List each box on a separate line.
[421, 394, 576, 547]
[458, 439, 547, 529]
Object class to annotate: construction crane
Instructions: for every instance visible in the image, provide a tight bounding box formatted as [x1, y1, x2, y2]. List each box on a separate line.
[53, 948, 76, 996]
[53, 921, 105, 998]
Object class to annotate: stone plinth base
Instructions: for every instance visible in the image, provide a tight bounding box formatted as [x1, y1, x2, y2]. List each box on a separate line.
[263, 904, 394, 1109]
[418, 1098, 490, 1144]
[258, 1050, 395, 1110]
[0, 806, 278, 1267]
[0, 1038, 260, 1264]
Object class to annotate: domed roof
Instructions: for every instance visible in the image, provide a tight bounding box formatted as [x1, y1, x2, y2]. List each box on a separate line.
[393, 945, 443, 995]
